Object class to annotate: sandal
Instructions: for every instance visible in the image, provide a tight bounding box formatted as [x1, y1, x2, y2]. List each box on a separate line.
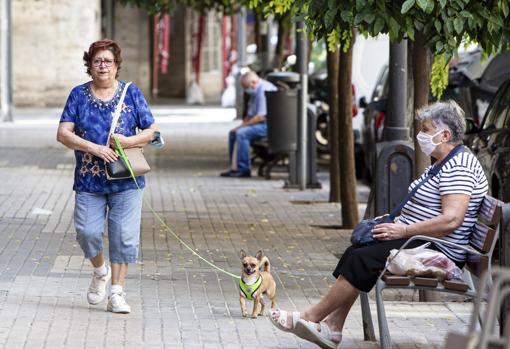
[269, 309, 301, 333]
[294, 319, 342, 349]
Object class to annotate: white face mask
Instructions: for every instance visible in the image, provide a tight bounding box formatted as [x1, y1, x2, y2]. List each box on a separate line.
[416, 129, 444, 156]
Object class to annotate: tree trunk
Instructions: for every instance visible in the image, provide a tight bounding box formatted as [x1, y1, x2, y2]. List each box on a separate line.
[412, 32, 432, 177]
[328, 46, 340, 203]
[338, 33, 359, 228]
[413, 32, 438, 302]
[274, 15, 289, 69]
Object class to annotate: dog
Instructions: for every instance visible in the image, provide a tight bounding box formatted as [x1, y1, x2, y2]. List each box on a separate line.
[239, 249, 277, 318]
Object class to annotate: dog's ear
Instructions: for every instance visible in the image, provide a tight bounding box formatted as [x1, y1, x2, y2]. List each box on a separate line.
[255, 250, 263, 261]
[239, 249, 246, 259]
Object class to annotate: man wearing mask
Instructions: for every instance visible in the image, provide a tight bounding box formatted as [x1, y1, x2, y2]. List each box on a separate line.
[220, 71, 277, 177]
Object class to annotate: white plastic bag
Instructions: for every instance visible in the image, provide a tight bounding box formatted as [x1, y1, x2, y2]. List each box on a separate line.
[221, 75, 236, 107]
[386, 243, 462, 280]
[186, 81, 204, 105]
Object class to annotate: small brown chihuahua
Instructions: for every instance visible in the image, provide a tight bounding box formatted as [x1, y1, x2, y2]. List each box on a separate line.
[239, 249, 277, 318]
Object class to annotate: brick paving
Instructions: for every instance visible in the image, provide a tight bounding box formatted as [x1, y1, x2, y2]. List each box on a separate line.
[0, 108, 474, 348]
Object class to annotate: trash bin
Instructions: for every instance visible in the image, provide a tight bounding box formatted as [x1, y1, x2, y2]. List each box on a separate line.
[265, 72, 300, 154]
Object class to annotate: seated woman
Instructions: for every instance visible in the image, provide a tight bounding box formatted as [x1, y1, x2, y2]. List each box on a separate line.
[270, 100, 488, 349]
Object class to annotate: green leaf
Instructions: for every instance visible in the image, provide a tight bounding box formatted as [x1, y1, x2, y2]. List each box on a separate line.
[417, 0, 428, 11]
[387, 17, 399, 39]
[354, 13, 363, 25]
[445, 19, 453, 33]
[435, 41, 443, 52]
[453, 17, 464, 34]
[406, 25, 415, 40]
[324, 9, 337, 28]
[503, 1, 510, 17]
[434, 19, 441, 32]
[364, 13, 376, 24]
[373, 17, 385, 34]
[439, 0, 447, 8]
[425, 0, 435, 13]
[401, 0, 415, 14]
[340, 10, 353, 23]
[459, 10, 472, 19]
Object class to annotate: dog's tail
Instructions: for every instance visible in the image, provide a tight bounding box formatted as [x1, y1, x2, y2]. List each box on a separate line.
[260, 256, 271, 273]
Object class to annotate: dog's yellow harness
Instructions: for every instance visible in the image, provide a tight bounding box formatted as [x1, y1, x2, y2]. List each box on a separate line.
[239, 276, 262, 300]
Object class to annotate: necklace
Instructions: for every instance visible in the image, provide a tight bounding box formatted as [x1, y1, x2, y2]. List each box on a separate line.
[91, 81, 118, 102]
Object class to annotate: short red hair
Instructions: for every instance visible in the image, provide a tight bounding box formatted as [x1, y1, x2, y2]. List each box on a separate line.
[83, 39, 122, 78]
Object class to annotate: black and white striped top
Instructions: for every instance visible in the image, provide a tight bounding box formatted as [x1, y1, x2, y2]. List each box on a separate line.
[399, 151, 488, 262]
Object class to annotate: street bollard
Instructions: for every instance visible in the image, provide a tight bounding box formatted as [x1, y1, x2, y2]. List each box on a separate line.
[373, 141, 414, 217]
[500, 202, 510, 335]
[307, 105, 321, 189]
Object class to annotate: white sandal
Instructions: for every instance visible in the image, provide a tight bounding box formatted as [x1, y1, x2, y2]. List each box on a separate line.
[294, 319, 342, 349]
[269, 309, 301, 333]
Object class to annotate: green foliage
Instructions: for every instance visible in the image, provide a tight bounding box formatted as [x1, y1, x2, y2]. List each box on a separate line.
[430, 54, 449, 100]
[118, 0, 243, 14]
[262, 0, 510, 96]
[120, 0, 510, 96]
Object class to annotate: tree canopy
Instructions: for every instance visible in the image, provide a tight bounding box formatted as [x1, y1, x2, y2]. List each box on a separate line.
[257, 0, 510, 98]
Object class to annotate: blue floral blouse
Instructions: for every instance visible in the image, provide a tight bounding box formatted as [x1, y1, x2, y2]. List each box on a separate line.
[60, 81, 155, 193]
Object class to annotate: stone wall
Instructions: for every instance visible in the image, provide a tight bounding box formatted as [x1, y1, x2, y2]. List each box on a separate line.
[112, 4, 151, 97]
[12, 0, 101, 107]
[7, 1, 222, 107]
[156, 6, 190, 98]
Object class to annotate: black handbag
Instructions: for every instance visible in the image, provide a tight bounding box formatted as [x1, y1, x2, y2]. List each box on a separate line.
[351, 144, 467, 247]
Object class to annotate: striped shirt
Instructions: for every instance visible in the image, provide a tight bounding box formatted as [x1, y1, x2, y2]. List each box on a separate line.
[399, 151, 488, 262]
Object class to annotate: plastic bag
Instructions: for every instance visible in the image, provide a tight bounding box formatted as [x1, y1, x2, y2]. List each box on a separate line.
[221, 75, 236, 107]
[186, 81, 204, 105]
[386, 243, 462, 280]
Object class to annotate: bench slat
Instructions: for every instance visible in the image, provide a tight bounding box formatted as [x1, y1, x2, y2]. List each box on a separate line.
[466, 255, 489, 278]
[443, 279, 469, 292]
[413, 277, 439, 287]
[478, 195, 503, 226]
[382, 274, 410, 286]
[470, 222, 496, 253]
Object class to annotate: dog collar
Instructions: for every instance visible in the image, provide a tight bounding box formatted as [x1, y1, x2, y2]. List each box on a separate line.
[239, 275, 262, 300]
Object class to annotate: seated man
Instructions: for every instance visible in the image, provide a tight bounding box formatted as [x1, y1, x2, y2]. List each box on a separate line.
[220, 71, 277, 178]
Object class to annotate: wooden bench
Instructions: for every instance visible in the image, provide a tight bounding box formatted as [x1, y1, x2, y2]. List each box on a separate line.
[359, 194, 504, 349]
[250, 138, 287, 179]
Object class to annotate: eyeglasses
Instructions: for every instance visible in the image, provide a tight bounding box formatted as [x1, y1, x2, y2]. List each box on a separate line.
[92, 58, 115, 67]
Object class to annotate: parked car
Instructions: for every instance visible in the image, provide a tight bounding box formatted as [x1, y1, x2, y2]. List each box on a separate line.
[309, 70, 358, 153]
[358, 64, 389, 180]
[467, 78, 510, 202]
[360, 49, 510, 182]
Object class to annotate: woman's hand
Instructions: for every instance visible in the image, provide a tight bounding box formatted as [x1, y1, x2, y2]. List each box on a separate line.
[92, 144, 118, 163]
[109, 133, 133, 149]
[372, 223, 407, 241]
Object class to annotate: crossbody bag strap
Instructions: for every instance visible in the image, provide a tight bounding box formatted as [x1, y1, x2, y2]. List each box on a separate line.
[388, 144, 467, 219]
[106, 81, 132, 146]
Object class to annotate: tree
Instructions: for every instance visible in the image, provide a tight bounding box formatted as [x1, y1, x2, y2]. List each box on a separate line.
[327, 45, 340, 202]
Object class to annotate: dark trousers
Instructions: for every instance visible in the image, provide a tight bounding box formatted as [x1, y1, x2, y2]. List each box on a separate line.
[332, 239, 439, 292]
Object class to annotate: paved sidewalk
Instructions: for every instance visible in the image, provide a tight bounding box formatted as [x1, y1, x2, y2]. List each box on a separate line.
[0, 110, 474, 348]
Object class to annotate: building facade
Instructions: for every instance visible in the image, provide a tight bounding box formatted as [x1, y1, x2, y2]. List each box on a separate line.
[6, 0, 225, 107]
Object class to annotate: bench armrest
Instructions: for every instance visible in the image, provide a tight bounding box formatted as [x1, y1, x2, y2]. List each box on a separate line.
[376, 235, 483, 283]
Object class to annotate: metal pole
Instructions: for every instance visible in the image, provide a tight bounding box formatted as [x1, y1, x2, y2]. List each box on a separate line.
[296, 21, 308, 190]
[1, 0, 13, 122]
[235, 7, 246, 119]
[383, 41, 408, 141]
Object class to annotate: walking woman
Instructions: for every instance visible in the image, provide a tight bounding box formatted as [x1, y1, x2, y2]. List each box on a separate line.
[57, 39, 158, 313]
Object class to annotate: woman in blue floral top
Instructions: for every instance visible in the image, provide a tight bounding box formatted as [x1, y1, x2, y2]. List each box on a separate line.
[57, 39, 158, 314]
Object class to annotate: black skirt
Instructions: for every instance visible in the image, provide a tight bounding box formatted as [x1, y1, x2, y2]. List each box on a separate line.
[332, 239, 457, 292]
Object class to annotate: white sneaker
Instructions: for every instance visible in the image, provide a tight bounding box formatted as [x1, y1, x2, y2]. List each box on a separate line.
[87, 266, 111, 305]
[107, 292, 131, 314]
